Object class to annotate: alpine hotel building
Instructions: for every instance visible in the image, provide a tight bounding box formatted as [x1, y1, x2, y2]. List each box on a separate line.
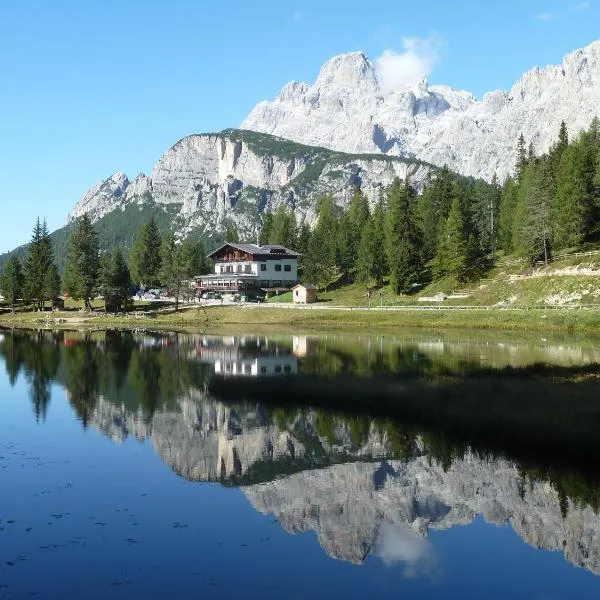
[196, 243, 300, 297]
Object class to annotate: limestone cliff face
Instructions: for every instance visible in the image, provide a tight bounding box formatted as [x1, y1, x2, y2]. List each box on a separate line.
[244, 457, 600, 574]
[89, 394, 600, 575]
[242, 41, 600, 181]
[67, 130, 431, 240]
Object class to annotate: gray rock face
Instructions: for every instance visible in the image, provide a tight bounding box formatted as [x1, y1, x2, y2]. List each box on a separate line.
[242, 41, 600, 181]
[244, 457, 600, 573]
[89, 394, 600, 575]
[67, 130, 431, 240]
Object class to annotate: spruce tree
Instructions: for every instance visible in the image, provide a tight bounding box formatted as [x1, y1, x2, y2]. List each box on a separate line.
[269, 205, 297, 248]
[302, 195, 338, 290]
[553, 138, 595, 247]
[371, 196, 388, 286]
[23, 218, 57, 310]
[181, 238, 209, 278]
[433, 196, 467, 281]
[259, 211, 273, 245]
[63, 214, 100, 311]
[418, 166, 455, 259]
[356, 216, 376, 284]
[518, 163, 553, 264]
[0, 256, 24, 313]
[498, 177, 519, 251]
[385, 179, 422, 293]
[130, 216, 162, 290]
[160, 231, 184, 310]
[42, 264, 60, 304]
[99, 250, 132, 312]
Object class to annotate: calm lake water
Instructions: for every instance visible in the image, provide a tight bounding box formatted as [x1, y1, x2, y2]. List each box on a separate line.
[1, 328, 600, 599]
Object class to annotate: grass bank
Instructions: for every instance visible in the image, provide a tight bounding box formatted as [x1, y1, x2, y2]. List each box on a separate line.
[3, 304, 600, 335]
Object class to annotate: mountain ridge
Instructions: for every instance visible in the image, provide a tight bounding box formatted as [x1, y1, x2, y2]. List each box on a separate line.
[242, 39, 600, 181]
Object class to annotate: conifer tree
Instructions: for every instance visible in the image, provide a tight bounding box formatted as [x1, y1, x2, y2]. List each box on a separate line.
[355, 216, 376, 284]
[371, 196, 388, 286]
[433, 196, 467, 281]
[181, 238, 209, 278]
[42, 264, 60, 304]
[269, 205, 297, 248]
[259, 211, 274, 245]
[337, 189, 370, 280]
[160, 231, 184, 311]
[518, 163, 553, 264]
[302, 195, 338, 290]
[0, 256, 24, 313]
[553, 137, 596, 247]
[23, 218, 57, 310]
[130, 216, 162, 290]
[498, 177, 519, 251]
[99, 250, 132, 312]
[418, 166, 455, 259]
[385, 179, 422, 293]
[63, 214, 100, 311]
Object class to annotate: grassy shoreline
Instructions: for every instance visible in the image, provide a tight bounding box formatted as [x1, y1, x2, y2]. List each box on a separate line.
[2, 304, 600, 335]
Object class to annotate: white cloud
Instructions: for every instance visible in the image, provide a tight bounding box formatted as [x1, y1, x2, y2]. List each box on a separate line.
[376, 521, 438, 577]
[572, 1, 591, 11]
[375, 36, 441, 94]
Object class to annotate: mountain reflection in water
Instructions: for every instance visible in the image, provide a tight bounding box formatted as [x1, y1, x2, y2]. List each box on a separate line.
[1, 328, 600, 579]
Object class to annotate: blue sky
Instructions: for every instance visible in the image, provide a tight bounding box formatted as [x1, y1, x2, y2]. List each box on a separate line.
[1, 0, 599, 251]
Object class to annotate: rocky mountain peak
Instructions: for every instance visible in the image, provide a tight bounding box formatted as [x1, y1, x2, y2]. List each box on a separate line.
[242, 39, 600, 181]
[315, 51, 378, 91]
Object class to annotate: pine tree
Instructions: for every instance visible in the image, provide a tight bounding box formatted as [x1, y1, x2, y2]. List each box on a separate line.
[23, 218, 57, 310]
[385, 179, 422, 293]
[418, 166, 455, 259]
[42, 264, 60, 304]
[259, 211, 274, 245]
[518, 163, 553, 264]
[371, 196, 388, 286]
[471, 175, 501, 254]
[160, 231, 184, 310]
[302, 195, 338, 290]
[355, 216, 376, 284]
[63, 215, 100, 310]
[181, 238, 209, 278]
[553, 136, 596, 248]
[498, 177, 519, 251]
[269, 205, 297, 248]
[0, 256, 24, 313]
[130, 216, 162, 290]
[99, 250, 132, 312]
[337, 189, 370, 280]
[433, 196, 467, 281]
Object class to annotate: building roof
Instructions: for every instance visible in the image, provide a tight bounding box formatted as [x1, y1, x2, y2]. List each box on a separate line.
[292, 284, 317, 290]
[207, 242, 301, 259]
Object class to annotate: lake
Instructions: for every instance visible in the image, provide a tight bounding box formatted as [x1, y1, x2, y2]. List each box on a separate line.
[1, 328, 600, 599]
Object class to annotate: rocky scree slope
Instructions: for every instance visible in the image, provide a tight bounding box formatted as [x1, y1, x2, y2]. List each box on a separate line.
[242, 40, 600, 181]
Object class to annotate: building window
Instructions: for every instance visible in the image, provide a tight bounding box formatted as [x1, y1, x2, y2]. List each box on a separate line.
[275, 365, 282, 373]
[237, 265, 242, 273]
[245, 265, 252, 273]
[275, 264, 282, 272]
[284, 265, 291, 272]
[260, 264, 267, 272]
[295, 290, 299, 297]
